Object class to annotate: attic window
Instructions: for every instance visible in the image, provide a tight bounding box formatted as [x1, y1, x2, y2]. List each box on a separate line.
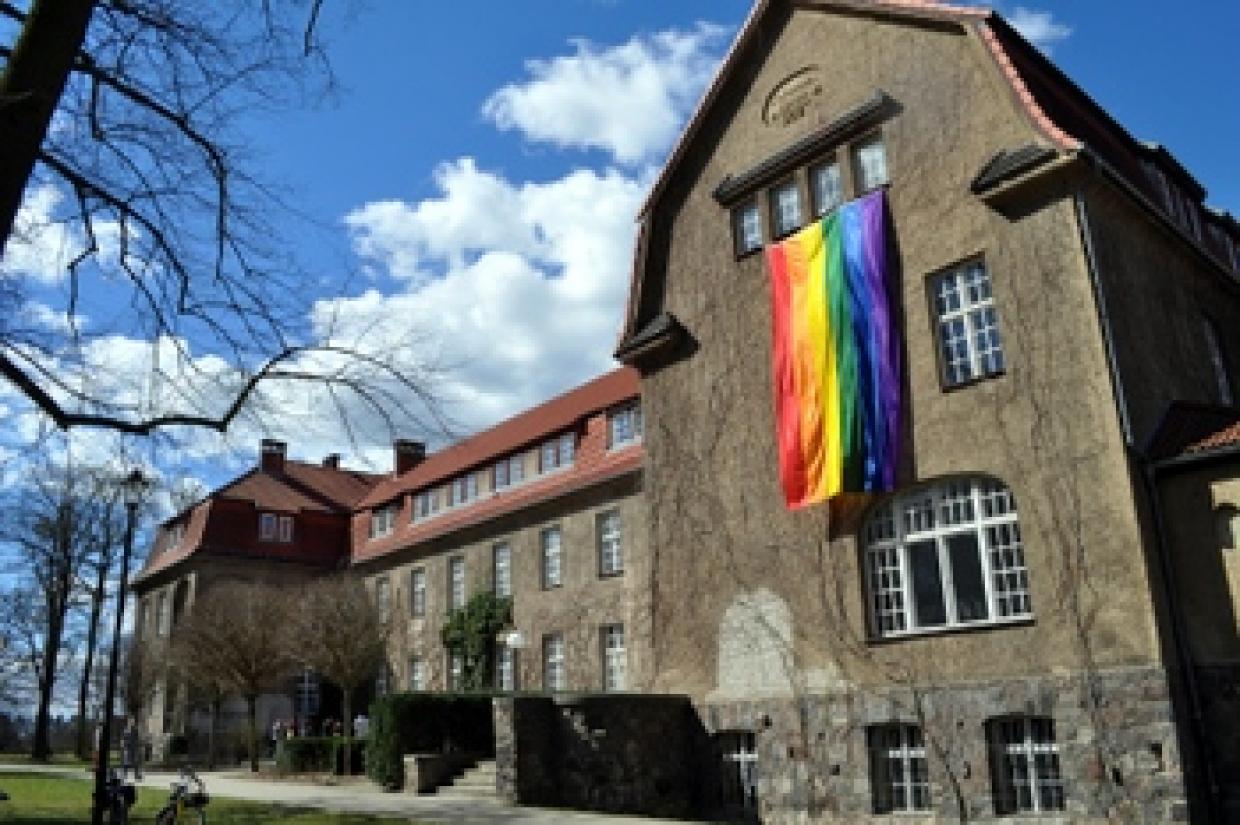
[369, 504, 398, 540]
[166, 522, 185, 550]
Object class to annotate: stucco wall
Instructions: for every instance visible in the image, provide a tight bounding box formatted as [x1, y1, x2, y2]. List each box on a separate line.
[640, 4, 1157, 701]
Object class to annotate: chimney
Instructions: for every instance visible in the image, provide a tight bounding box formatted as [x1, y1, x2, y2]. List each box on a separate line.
[260, 439, 286, 474]
[322, 453, 341, 469]
[394, 439, 426, 475]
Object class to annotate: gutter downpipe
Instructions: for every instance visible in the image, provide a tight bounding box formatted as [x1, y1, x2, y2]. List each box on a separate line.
[1074, 153, 1221, 821]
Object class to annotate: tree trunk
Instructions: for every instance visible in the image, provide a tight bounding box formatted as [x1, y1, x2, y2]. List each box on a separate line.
[246, 694, 258, 772]
[341, 687, 352, 777]
[32, 579, 70, 760]
[76, 562, 108, 759]
[0, 0, 98, 255]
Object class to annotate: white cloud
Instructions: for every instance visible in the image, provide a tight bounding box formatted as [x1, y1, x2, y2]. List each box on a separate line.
[1009, 7, 1072, 53]
[482, 23, 728, 165]
[1, 183, 125, 284]
[19, 300, 87, 334]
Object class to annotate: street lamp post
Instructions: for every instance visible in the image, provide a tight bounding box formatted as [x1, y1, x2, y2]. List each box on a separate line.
[91, 469, 148, 825]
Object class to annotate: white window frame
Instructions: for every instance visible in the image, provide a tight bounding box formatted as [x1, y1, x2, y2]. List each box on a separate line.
[811, 159, 843, 216]
[259, 512, 277, 541]
[409, 655, 425, 691]
[413, 489, 441, 522]
[852, 132, 889, 193]
[608, 403, 643, 449]
[931, 259, 1005, 388]
[541, 526, 562, 589]
[278, 515, 294, 543]
[543, 633, 565, 692]
[863, 477, 1032, 638]
[601, 624, 626, 692]
[370, 505, 397, 539]
[597, 510, 623, 577]
[868, 724, 930, 813]
[493, 542, 512, 598]
[769, 178, 802, 238]
[448, 556, 465, 610]
[734, 198, 763, 256]
[495, 644, 516, 692]
[410, 567, 426, 617]
[988, 716, 1065, 814]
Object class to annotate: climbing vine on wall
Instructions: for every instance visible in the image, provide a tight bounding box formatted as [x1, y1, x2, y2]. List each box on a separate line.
[440, 592, 512, 691]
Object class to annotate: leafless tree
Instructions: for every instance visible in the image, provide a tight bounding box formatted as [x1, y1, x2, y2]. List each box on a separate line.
[171, 580, 299, 771]
[0, 1, 449, 442]
[118, 633, 162, 731]
[290, 573, 388, 775]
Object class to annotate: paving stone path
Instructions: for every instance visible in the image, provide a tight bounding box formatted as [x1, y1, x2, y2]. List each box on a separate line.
[0, 763, 703, 824]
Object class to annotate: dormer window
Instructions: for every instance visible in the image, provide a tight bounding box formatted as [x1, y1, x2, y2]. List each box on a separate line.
[369, 504, 398, 539]
[413, 489, 441, 521]
[608, 403, 643, 449]
[540, 433, 575, 473]
[493, 454, 524, 491]
[448, 473, 478, 507]
[166, 522, 186, 550]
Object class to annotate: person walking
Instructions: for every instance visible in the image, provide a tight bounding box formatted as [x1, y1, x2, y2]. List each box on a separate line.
[120, 718, 142, 781]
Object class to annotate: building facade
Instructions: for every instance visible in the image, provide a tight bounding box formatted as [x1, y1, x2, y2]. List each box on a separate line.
[614, 1, 1239, 822]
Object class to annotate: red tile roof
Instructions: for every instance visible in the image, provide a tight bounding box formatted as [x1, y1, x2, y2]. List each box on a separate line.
[357, 367, 640, 509]
[220, 461, 383, 512]
[1188, 421, 1240, 454]
[1146, 401, 1240, 460]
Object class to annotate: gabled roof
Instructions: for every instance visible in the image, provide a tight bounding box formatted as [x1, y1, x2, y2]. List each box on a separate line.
[219, 461, 382, 513]
[1146, 401, 1240, 461]
[622, 0, 1237, 347]
[357, 367, 640, 509]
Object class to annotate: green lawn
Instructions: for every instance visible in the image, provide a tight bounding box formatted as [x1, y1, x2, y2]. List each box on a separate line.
[0, 773, 428, 824]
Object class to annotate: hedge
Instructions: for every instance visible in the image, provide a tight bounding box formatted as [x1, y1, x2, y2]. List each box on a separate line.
[366, 692, 496, 788]
[275, 736, 367, 775]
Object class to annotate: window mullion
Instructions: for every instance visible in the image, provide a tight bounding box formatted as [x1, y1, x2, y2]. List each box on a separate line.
[935, 488, 958, 626]
[973, 484, 999, 619]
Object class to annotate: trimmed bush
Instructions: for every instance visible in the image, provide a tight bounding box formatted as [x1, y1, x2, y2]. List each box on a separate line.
[275, 736, 367, 775]
[366, 692, 496, 789]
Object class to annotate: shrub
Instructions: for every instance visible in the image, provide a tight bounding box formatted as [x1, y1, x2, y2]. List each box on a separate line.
[366, 692, 496, 789]
[276, 736, 367, 774]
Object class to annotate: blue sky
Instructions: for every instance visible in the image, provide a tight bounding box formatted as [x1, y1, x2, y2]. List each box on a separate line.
[2, 0, 1237, 506]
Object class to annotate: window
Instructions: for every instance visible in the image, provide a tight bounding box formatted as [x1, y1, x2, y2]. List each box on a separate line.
[450, 473, 479, 507]
[1203, 316, 1233, 405]
[541, 527, 562, 589]
[166, 523, 185, 550]
[931, 260, 1005, 387]
[852, 133, 888, 192]
[597, 510, 623, 576]
[413, 490, 441, 521]
[278, 515, 294, 543]
[540, 434, 574, 473]
[864, 477, 1031, 637]
[409, 655, 426, 691]
[448, 650, 463, 691]
[410, 567, 426, 617]
[494, 460, 509, 490]
[718, 732, 759, 815]
[369, 504, 397, 539]
[601, 624, 626, 691]
[542, 633, 565, 691]
[375, 662, 390, 697]
[259, 512, 277, 541]
[769, 179, 802, 238]
[448, 556, 465, 610]
[868, 724, 930, 813]
[734, 198, 763, 256]
[496, 644, 516, 692]
[157, 593, 169, 636]
[375, 576, 391, 623]
[987, 716, 1065, 814]
[493, 542, 512, 598]
[608, 404, 643, 448]
[811, 160, 843, 216]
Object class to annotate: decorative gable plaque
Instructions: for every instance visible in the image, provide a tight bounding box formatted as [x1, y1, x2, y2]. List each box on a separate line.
[762, 66, 825, 128]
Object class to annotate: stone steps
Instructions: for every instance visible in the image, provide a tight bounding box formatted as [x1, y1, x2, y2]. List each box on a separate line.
[436, 758, 496, 796]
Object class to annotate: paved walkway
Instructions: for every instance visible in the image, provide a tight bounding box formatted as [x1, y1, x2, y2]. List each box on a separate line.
[0, 763, 705, 824]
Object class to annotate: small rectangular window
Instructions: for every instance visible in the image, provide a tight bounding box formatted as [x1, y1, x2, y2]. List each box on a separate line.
[852, 133, 889, 192]
[597, 510, 623, 576]
[988, 716, 1064, 814]
[494, 459, 510, 490]
[558, 433, 575, 466]
[601, 624, 626, 692]
[259, 512, 277, 541]
[448, 650, 463, 691]
[543, 633, 565, 691]
[410, 567, 426, 617]
[608, 403, 643, 448]
[931, 260, 1005, 388]
[278, 515, 294, 543]
[509, 454, 525, 484]
[868, 724, 930, 813]
[369, 505, 396, 539]
[409, 655, 425, 691]
[541, 526, 562, 589]
[493, 542, 512, 598]
[375, 576, 390, 623]
[734, 199, 763, 256]
[449, 556, 465, 610]
[811, 160, 843, 216]
[769, 179, 802, 238]
[495, 644, 516, 692]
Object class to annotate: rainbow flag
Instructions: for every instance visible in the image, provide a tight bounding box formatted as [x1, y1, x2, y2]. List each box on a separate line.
[765, 189, 901, 509]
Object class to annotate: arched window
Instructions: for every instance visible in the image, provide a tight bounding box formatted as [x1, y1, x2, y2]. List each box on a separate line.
[863, 477, 1031, 637]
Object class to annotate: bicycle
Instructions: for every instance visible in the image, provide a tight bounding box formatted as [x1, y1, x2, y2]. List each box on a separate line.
[154, 767, 210, 824]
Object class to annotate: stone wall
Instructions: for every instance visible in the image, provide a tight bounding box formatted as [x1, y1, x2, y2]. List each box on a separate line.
[494, 694, 707, 817]
[704, 664, 1186, 824]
